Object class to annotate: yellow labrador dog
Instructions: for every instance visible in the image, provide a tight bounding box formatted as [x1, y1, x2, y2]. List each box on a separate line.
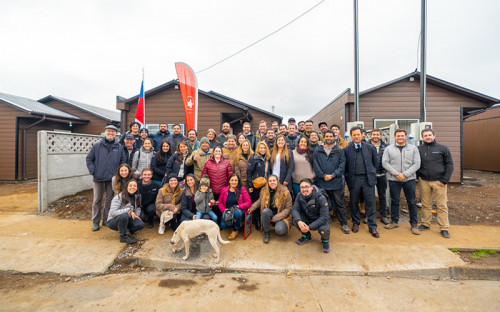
[170, 219, 230, 263]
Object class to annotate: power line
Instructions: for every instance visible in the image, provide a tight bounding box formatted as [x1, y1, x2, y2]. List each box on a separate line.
[196, 0, 327, 74]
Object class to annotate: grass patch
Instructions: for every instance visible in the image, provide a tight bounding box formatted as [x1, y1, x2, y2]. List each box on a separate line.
[451, 248, 459, 253]
[471, 249, 496, 259]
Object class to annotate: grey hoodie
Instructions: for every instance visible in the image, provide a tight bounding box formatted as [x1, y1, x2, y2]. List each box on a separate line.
[194, 189, 215, 213]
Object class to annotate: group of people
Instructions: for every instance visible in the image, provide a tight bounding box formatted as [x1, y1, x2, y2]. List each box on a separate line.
[86, 117, 453, 253]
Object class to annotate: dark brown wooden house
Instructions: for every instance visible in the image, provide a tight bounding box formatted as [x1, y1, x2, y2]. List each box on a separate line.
[116, 80, 282, 136]
[0, 92, 121, 181]
[463, 105, 500, 172]
[38, 95, 120, 134]
[310, 72, 500, 183]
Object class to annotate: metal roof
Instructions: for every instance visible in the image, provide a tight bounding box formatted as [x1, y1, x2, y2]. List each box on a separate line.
[39, 95, 120, 122]
[120, 80, 282, 120]
[0, 92, 85, 121]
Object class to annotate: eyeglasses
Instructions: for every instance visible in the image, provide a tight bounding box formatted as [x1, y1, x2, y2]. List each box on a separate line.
[300, 185, 311, 189]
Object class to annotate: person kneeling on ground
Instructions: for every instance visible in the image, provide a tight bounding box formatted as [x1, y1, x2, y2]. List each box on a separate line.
[194, 175, 218, 222]
[248, 175, 292, 243]
[107, 180, 145, 244]
[156, 174, 183, 234]
[218, 173, 252, 240]
[292, 178, 331, 253]
[138, 168, 160, 228]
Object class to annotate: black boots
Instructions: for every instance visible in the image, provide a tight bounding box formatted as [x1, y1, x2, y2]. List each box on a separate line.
[120, 234, 137, 244]
[263, 231, 270, 243]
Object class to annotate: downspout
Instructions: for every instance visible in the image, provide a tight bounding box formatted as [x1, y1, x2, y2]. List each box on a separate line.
[23, 115, 46, 180]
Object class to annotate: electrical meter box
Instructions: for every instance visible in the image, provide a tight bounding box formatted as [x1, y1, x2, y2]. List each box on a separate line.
[345, 121, 365, 140]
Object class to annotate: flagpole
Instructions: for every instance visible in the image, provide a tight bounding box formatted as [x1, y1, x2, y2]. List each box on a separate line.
[142, 67, 145, 127]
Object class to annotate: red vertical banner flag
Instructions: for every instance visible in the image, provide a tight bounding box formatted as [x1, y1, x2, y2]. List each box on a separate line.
[135, 81, 145, 127]
[175, 62, 198, 131]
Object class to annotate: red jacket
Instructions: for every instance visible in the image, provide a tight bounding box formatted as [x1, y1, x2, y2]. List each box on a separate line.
[201, 157, 233, 195]
[218, 186, 252, 214]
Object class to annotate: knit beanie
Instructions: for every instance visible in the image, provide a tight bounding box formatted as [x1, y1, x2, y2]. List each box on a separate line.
[200, 174, 210, 187]
[200, 137, 210, 144]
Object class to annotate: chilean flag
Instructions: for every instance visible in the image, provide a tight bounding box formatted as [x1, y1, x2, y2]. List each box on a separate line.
[134, 81, 145, 127]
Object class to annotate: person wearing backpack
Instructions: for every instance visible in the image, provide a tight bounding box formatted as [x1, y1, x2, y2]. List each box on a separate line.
[292, 178, 331, 253]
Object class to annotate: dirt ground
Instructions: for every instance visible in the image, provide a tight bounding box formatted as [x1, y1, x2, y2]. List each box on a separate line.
[43, 169, 500, 226]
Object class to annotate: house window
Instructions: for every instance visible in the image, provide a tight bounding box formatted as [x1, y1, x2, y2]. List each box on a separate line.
[373, 118, 419, 134]
[145, 123, 185, 135]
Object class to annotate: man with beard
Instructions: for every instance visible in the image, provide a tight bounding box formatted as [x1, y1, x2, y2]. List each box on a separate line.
[279, 124, 288, 137]
[168, 124, 187, 149]
[265, 128, 276, 150]
[304, 120, 323, 142]
[313, 130, 349, 234]
[298, 121, 305, 134]
[318, 121, 328, 135]
[217, 122, 231, 146]
[255, 120, 268, 147]
[151, 123, 171, 150]
[186, 129, 200, 154]
[331, 124, 348, 149]
[271, 120, 279, 134]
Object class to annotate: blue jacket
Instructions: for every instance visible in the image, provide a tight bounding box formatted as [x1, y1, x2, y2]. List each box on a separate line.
[166, 153, 193, 181]
[86, 138, 126, 182]
[151, 130, 172, 150]
[313, 145, 345, 190]
[344, 141, 378, 188]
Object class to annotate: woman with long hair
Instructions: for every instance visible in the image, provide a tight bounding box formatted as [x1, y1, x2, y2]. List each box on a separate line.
[234, 139, 254, 191]
[291, 136, 316, 197]
[156, 174, 183, 234]
[236, 133, 247, 147]
[248, 175, 293, 243]
[150, 139, 172, 185]
[131, 138, 155, 179]
[247, 141, 271, 231]
[179, 174, 202, 223]
[218, 173, 252, 240]
[270, 134, 294, 192]
[112, 163, 134, 195]
[201, 146, 233, 222]
[166, 141, 193, 187]
[107, 179, 144, 244]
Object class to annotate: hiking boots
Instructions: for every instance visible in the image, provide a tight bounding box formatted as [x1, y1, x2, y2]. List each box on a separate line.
[411, 226, 421, 235]
[384, 222, 399, 230]
[418, 224, 430, 231]
[341, 225, 350, 234]
[91, 223, 100, 231]
[120, 234, 137, 244]
[263, 231, 270, 243]
[228, 231, 238, 240]
[441, 230, 451, 238]
[352, 223, 359, 233]
[147, 220, 154, 228]
[296, 232, 312, 245]
[322, 240, 330, 253]
[101, 220, 107, 227]
[380, 217, 390, 225]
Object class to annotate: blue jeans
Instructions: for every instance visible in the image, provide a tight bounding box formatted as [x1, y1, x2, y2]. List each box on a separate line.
[389, 179, 418, 226]
[196, 210, 218, 223]
[221, 208, 242, 231]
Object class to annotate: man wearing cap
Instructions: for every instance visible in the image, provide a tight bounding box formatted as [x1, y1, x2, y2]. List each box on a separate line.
[86, 125, 127, 231]
[122, 133, 138, 167]
[318, 121, 328, 135]
[186, 137, 213, 180]
[287, 117, 296, 128]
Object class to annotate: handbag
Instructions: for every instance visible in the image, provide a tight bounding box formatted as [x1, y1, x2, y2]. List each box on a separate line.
[252, 160, 269, 189]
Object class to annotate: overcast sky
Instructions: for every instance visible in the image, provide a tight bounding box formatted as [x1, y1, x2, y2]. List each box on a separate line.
[2, 0, 499, 122]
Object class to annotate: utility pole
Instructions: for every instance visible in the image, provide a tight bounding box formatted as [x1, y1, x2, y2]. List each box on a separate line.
[420, 0, 427, 122]
[354, 0, 359, 121]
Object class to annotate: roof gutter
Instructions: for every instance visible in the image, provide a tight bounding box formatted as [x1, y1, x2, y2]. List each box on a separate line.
[23, 115, 46, 180]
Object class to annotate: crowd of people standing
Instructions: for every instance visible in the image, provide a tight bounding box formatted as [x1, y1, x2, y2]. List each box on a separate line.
[86, 118, 453, 253]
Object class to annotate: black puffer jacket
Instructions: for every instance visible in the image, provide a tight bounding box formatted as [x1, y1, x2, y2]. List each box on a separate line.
[138, 180, 160, 207]
[292, 186, 330, 230]
[369, 139, 388, 174]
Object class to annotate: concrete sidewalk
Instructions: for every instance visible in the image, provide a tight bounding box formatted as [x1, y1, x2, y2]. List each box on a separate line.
[1, 211, 498, 278]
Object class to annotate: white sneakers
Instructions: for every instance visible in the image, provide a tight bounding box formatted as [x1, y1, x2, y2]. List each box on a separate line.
[158, 223, 165, 235]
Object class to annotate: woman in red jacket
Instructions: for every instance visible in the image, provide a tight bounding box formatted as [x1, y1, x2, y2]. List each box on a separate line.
[201, 146, 233, 222]
[218, 173, 252, 240]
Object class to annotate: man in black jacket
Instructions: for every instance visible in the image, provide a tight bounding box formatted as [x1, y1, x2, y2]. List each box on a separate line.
[138, 168, 160, 228]
[292, 179, 331, 253]
[369, 129, 389, 225]
[313, 130, 349, 234]
[86, 125, 126, 231]
[122, 133, 138, 167]
[286, 124, 299, 150]
[417, 129, 454, 238]
[344, 126, 380, 238]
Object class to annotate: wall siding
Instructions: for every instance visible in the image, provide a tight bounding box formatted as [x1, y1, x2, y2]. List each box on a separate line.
[0, 104, 21, 180]
[310, 90, 351, 134]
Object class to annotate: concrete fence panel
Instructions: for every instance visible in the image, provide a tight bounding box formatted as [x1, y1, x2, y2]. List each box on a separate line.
[38, 131, 102, 213]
